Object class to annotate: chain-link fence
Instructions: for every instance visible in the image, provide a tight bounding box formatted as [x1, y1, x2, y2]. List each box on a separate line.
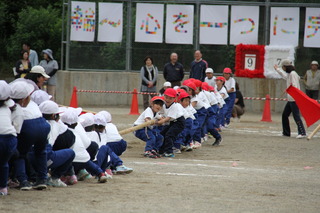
[62, 0, 320, 76]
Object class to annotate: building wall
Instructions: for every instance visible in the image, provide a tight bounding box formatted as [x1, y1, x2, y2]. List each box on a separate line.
[56, 70, 307, 113]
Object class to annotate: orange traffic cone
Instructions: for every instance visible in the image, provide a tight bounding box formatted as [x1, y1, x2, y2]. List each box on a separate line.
[129, 88, 140, 115]
[261, 94, 272, 122]
[69, 86, 78, 108]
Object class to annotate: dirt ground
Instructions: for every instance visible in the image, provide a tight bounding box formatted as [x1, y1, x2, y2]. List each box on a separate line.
[1, 106, 319, 213]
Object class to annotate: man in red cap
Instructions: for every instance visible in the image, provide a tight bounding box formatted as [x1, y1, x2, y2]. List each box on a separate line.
[157, 89, 185, 157]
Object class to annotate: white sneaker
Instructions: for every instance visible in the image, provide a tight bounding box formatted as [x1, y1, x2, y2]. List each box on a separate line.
[47, 178, 67, 187]
[296, 135, 307, 139]
[204, 134, 208, 142]
[193, 142, 202, 149]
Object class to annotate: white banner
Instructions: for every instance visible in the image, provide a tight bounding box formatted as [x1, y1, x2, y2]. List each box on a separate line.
[70, 1, 95, 42]
[135, 3, 164, 43]
[264, 45, 295, 79]
[166, 5, 194, 44]
[199, 5, 228, 45]
[269, 7, 300, 47]
[98, 3, 123, 42]
[230, 6, 260, 45]
[303, 8, 320, 48]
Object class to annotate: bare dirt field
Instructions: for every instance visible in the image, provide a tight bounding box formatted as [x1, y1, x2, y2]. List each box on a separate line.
[1, 106, 319, 213]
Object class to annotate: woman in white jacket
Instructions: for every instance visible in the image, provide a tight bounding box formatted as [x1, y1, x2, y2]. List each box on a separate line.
[274, 59, 306, 139]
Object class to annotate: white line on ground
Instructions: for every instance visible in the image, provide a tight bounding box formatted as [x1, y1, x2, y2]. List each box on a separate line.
[155, 172, 231, 178]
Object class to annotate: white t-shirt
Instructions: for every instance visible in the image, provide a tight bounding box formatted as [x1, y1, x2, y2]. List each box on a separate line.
[161, 102, 185, 121]
[86, 131, 102, 147]
[183, 104, 196, 120]
[203, 90, 218, 105]
[22, 100, 42, 120]
[191, 96, 205, 110]
[214, 91, 225, 108]
[198, 91, 211, 108]
[205, 76, 216, 88]
[0, 106, 17, 136]
[11, 104, 24, 134]
[217, 86, 229, 100]
[47, 120, 61, 146]
[134, 107, 155, 125]
[69, 128, 90, 163]
[225, 77, 236, 92]
[74, 123, 91, 149]
[57, 120, 68, 134]
[105, 123, 123, 143]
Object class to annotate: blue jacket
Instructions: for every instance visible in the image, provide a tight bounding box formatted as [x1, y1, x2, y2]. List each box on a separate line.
[190, 60, 208, 82]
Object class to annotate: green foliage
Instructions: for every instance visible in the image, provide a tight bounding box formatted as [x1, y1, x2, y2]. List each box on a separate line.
[7, 6, 62, 64]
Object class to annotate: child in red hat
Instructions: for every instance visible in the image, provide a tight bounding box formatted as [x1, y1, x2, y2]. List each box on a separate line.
[215, 76, 229, 130]
[223, 68, 237, 127]
[157, 89, 185, 157]
[133, 96, 165, 158]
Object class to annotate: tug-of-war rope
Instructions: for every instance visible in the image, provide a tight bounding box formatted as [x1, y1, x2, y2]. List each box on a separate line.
[76, 89, 289, 101]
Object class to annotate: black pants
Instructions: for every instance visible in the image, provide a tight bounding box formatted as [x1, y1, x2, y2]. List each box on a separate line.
[160, 116, 185, 154]
[282, 101, 306, 136]
[306, 89, 319, 100]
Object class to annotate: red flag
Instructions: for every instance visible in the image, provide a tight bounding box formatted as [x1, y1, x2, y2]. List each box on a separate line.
[286, 85, 320, 127]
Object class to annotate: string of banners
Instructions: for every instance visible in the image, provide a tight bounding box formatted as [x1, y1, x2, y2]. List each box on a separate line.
[70, 1, 320, 48]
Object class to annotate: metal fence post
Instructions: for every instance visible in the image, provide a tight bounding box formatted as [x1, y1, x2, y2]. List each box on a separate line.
[126, 0, 132, 72]
[66, 0, 71, 70]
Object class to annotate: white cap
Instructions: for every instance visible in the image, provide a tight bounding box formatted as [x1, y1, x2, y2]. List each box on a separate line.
[311, 61, 319, 66]
[79, 113, 95, 128]
[94, 113, 107, 126]
[97, 111, 112, 123]
[281, 59, 292, 67]
[163, 82, 171, 87]
[31, 90, 52, 105]
[60, 107, 83, 125]
[39, 100, 60, 114]
[10, 81, 34, 99]
[0, 80, 11, 101]
[205, 68, 214, 73]
[173, 86, 180, 90]
[30, 65, 50, 78]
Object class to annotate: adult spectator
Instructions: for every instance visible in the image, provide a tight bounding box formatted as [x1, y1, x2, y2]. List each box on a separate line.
[15, 50, 31, 79]
[163, 53, 184, 87]
[39, 49, 59, 100]
[140, 56, 158, 109]
[22, 43, 39, 67]
[190, 50, 208, 82]
[304, 60, 320, 100]
[232, 83, 245, 121]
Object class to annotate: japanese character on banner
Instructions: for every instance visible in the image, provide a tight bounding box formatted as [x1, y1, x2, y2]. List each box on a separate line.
[70, 1, 95, 42]
[230, 6, 260, 45]
[166, 5, 194, 44]
[199, 5, 228, 45]
[135, 3, 164, 43]
[98, 3, 123, 42]
[304, 8, 320, 48]
[269, 7, 300, 47]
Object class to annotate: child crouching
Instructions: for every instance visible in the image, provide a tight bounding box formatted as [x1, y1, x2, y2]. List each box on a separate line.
[133, 96, 164, 158]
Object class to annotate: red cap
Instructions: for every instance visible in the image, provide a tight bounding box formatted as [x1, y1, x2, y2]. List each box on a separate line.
[185, 82, 197, 91]
[151, 96, 165, 103]
[164, 88, 177, 97]
[193, 79, 202, 88]
[201, 82, 209, 91]
[208, 86, 215, 91]
[216, 76, 226, 83]
[176, 88, 186, 94]
[182, 79, 192, 86]
[223, 68, 232, 74]
[178, 91, 190, 100]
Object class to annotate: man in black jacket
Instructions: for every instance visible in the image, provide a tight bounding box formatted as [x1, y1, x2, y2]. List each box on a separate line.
[163, 53, 185, 87]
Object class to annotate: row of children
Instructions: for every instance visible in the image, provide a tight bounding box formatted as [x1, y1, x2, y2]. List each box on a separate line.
[133, 68, 237, 158]
[0, 66, 132, 196]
